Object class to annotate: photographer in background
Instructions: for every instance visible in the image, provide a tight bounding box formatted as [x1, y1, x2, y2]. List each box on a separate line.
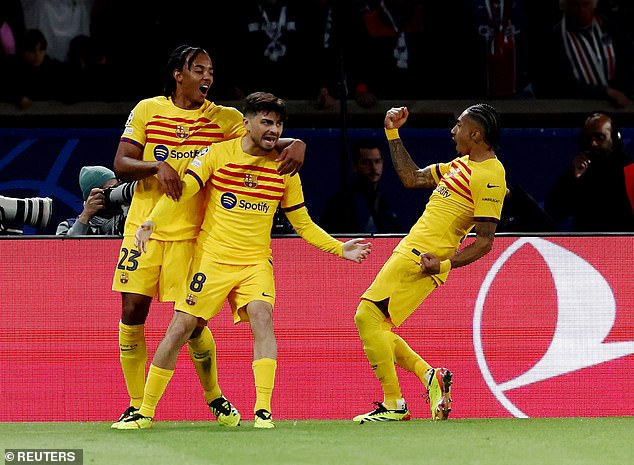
[545, 112, 634, 232]
[56, 165, 136, 236]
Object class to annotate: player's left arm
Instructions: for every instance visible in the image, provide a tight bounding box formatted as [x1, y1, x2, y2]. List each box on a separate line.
[285, 208, 372, 263]
[420, 221, 497, 274]
[275, 138, 306, 176]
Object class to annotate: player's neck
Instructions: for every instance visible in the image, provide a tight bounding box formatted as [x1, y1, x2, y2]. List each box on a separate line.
[469, 145, 496, 162]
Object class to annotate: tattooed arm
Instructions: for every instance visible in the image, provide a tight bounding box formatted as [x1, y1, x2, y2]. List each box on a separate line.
[385, 106, 438, 189]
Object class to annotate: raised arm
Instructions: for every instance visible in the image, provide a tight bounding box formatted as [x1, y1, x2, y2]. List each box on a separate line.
[385, 107, 437, 189]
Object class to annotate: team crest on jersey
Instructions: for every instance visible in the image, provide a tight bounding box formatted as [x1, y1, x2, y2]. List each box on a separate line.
[120, 272, 129, 284]
[175, 125, 189, 138]
[186, 293, 197, 306]
[244, 174, 258, 188]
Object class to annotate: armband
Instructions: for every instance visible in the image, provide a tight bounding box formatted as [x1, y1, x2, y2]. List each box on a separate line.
[385, 128, 400, 140]
[439, 259, 452, 274]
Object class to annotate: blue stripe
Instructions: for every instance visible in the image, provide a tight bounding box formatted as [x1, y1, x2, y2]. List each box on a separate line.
[186, 169, 204, 190]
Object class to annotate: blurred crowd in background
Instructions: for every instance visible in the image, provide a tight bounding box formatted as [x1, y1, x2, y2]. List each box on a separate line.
[0, 0, 633, 109]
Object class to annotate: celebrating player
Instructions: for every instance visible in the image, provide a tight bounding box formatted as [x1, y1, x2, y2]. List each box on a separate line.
[353, 104, 506, 423]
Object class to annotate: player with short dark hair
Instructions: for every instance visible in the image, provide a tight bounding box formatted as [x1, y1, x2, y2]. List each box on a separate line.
[353, 103, 507, 423]
[115, 92, 372, 430]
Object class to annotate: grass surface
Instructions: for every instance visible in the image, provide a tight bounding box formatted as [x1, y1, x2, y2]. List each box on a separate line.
[1, 418, 633, 465]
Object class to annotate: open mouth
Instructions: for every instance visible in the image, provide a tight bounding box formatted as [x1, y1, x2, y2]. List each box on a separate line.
[200, 85, 209, 95]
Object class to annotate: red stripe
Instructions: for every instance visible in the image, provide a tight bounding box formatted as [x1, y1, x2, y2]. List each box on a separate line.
[282, 203, 305, 212]
[570, 32, 596, 85]
[445, 182, 473, 203]
[216, 167, 284, 185]
[434, 163, 442, 180]
[453, 158, 471, 175]
[624, 164, 634, 216]
[212, 174, 285, 194]
[226, 163, 279, 175]
[212, 183, 283, 201]
[186, 169, 205, 190]
[447, 176, 471, 197]
[146, 137, 223, 145]
[150, 115, 217, 126]
[120, 137, 143, 149]
[474, 216, 499, 224]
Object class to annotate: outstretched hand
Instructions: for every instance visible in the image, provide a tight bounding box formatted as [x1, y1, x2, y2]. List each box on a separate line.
[384, 106, 409, 130]
[342, 238, 373, 263]
[420, 252, 441, 274]
[134, 220, 155, 253]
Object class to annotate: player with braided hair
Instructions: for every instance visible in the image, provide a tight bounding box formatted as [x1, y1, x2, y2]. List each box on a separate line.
[353, 104, 506, 423]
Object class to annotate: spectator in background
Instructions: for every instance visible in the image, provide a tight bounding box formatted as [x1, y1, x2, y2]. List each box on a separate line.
[532, 0, 634, 108]
[598, 0, 634, 31]
[303, 0, 367, 110]
[471, 0, 533, 98]
[545, 111, 634, 232]
[20, 0, 93, 62]
[0, 28, 66, 108]
[321, 138, 403, 233]
[222, 0, 313, 100]
[56, 165, 135, 236]
[351, 0, 428, 107]
[64, 34, 115, 102]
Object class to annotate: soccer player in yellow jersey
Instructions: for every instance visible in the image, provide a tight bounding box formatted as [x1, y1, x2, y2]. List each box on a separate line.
[353, 104, 506, 423]
[110, 46, 306, 428]
[116, 92, 372, 430]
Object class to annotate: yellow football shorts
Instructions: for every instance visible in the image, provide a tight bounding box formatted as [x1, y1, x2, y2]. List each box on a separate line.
[174, 252, 275, 324]
[361, 251, 439, 327]
[111, 235, 196, 302]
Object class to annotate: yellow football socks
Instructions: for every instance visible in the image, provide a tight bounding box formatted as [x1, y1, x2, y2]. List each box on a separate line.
[252, 358, 277, 413]
[354, 300, 402, 408]
[118, 321, 147, 409]
[392, 333, 432, 383]
[187, 326, 222, 403]
[139, 364, 174, 418]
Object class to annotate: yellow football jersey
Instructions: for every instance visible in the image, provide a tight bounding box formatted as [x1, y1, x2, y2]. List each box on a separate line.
[395, 155, 507, 262]
[121, 97, 246, 240]
[149, 138, 342, 264]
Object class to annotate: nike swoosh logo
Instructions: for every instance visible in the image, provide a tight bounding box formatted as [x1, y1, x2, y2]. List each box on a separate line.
[261, 292, 273, 298]
[487, 183, 500, 188]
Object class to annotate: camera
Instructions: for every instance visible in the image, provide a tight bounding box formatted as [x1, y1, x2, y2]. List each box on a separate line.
[0, 195, 53, 234]
[102, 181, 137, 210]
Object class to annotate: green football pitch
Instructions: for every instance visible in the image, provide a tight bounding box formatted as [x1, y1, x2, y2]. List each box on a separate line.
[2, 418, 633, 465]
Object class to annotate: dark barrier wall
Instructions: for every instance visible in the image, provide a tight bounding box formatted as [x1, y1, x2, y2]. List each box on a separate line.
[1, 127, 632, 234]
[1, 236, 633, 420]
